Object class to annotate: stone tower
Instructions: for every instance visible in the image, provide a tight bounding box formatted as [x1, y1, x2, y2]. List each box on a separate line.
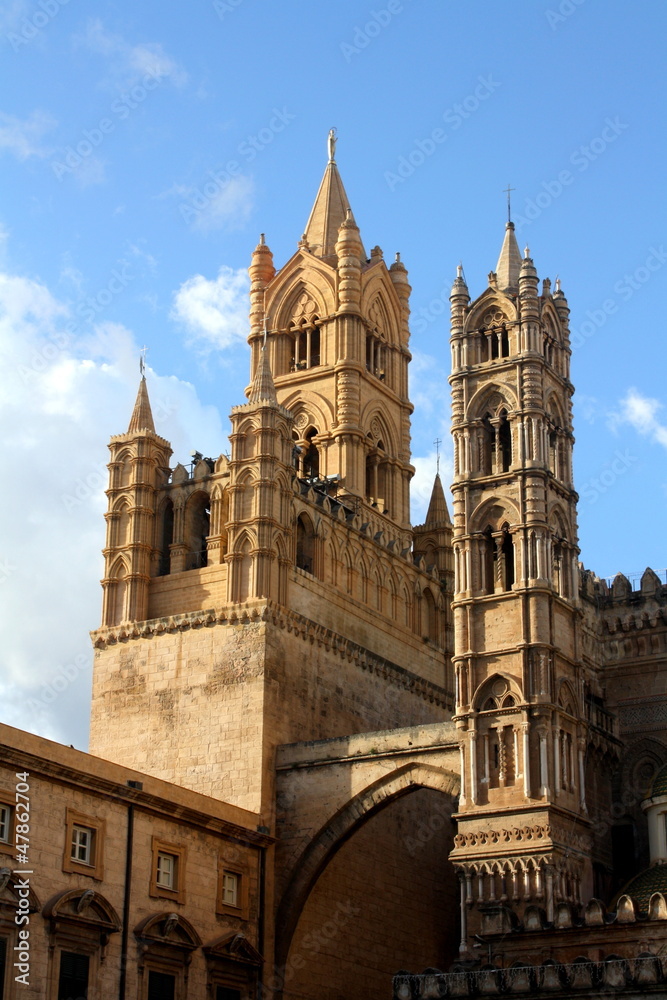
[447, 224, 612, 945]
[89, 138, 453, 826]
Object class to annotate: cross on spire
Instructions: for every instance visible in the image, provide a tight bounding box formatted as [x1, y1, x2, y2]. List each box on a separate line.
[139, 345, 148, 378]
[434, 437, 442, 474]
[503, 184, 515, 224]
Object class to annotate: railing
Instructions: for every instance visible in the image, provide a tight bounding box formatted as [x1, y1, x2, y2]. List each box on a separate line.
[394, 954, 664, 997]
[585, 696, 617, 737]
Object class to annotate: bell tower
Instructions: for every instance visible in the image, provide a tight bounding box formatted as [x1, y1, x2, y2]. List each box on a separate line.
[252, 131, 414, 540]
[448, 222, 599, 945]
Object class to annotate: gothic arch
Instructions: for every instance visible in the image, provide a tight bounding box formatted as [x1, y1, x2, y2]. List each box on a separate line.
[464, 291, 518, 334]
[361, 269, 403, 340]
[542, 304, 563, 343]
[282, 391, 334, 435]
[274, 762, 460, 975]
[269, 269, 335, 332]
[360, 402, 398, 456]
[363, 287, 401, 346]
[469, 496, 520, 534]
[557, 679, 577, 716]
[466, 382, 518, 421]
[472, 673, 523, 712]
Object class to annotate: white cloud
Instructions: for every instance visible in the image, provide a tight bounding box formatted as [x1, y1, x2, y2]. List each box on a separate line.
[76, 19, 188, 89]
[0, 266, 225, 749]
[171, 265, 250, 352]
[192, 175, 255, 233]
[614, 387, 667, 448]
[0, 109, 57, 160]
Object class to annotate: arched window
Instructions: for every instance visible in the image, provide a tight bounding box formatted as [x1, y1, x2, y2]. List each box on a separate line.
[108, 563, 127, 626]
[498, 409, 511, 472]
[238, 536, 252, 601]
[501, 525, 515, 590]
[479, 329, 489, 363]
[113, 501, 131, 549]
[185, 493, 210, 570]
[500, 325, 509, 358]
[295, 514, 315, 575]
[423, 589, 438, 642]
[482, 526, 495, 595]
[291, 322, 321, 370]
[157, 499, 174, 576]
[480, 414, 494, 475]
[303, 428, 319, 479]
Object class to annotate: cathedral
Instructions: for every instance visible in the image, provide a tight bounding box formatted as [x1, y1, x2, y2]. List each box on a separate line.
[1, 135, 667, 999]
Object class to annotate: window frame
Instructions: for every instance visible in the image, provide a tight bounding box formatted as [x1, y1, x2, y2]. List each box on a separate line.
[0, 792, 14, 853]
[62, 808, 105, 880]
[216, 859, 249, 920]
[150, 838, 186, 905]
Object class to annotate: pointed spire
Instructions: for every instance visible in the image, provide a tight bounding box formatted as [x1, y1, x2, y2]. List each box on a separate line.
[248, 348, 277, 405]
[303, 133, 365, 258]
[495, 221, 522, 292]
[425, 474, 451, 526]
[127, 376, 155, 434]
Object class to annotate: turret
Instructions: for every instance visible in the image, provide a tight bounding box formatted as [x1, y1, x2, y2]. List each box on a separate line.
[102, 374, 172, 627]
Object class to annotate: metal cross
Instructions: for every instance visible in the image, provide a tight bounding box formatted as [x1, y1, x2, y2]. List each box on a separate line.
[434, 438, 442, 474]
[503, 184, 515, 224]
[139, 345, 148, 377]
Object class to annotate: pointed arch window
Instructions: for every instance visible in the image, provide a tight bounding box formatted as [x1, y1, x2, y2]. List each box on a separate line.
[291, 321, 321, 371]
[184, 493, 210, 571]
[295, 514, 316, 575]
[302, 428, 320, 479]
[482, 526, 496, 595]
[157, 500, 174, 577]
[501, 524, 515, 590]
[480, 414, 494, 475]
[498, 409, 512, 472]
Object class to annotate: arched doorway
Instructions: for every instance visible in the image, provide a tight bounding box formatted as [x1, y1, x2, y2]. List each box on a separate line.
[275, 764, 460, 1000]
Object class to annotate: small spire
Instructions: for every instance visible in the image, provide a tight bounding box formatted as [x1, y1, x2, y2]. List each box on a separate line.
[303, 134, 365, 258]
[495, 221, 522, 292]
[425, 473, 451, 526]
[248, 349, 278, 405]
[128, 376, 155, 434]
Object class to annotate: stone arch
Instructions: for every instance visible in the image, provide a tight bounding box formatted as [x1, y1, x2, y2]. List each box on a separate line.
[274, 762, 460, 974]
[111, 496, 131, 549]
[115, 449, 133, 488]
[473, 673, 523, 712]
[270, 268, 335, 333]
[361, 402, 398, 457]
[469, 495, 520, 534]
[466, 382, 518, 423]
[184, 489, 210, 570]
[464, 292, 518, 335]
[361, 270, 403, 344]
[557, 678, 577, 716]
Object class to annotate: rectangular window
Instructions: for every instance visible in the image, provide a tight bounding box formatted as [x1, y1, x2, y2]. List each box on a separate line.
[222, 871, 239, 907]
[63, 809, 105, 880]
[0, 805, 10, 844]
[148, 970, 175, 1000]
[71, 825, 94, 866]
[156, 852, 176, 889]
[58, 951, 89, 1000]
[150, 838, 186, 903]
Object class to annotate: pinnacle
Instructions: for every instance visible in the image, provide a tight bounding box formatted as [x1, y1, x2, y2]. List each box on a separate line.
[425, 473, 451, 526]
[127, 376, 155, 435]
[248, 348, 278, 405]
[303, 147, 365, 259]
[495, 221, 522, 292]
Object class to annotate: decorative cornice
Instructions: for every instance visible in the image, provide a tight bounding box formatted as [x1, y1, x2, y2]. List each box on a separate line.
[91, 600, 453, 709]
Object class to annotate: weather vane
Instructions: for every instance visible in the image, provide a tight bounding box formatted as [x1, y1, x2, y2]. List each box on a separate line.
[434, 437, 442, 474]
[503, 184, 515, 224]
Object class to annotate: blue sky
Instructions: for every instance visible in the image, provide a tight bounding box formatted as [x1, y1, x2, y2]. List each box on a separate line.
[0, 0, 665, 747]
